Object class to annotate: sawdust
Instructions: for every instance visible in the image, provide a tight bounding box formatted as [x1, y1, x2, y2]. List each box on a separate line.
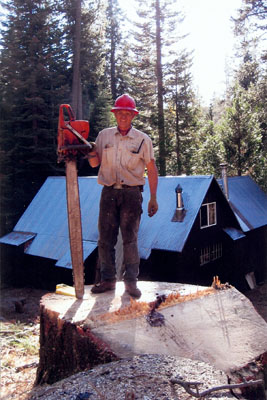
[93, 287, 216, 326]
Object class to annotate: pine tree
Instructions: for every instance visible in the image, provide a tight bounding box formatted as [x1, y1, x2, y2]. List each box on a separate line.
[128, 6, 157, 135]
[233, 0, 266, 64]
[71, 0, 83, 118]
[0, 0, 70, 233]
[128, 0, 184, 176]
[193, 117, 225, 177]
[164, 51, 199, 175]
[220, 83, 262, 177]
[155, 0, 166, 175]
[225, 45, 266, 189]
[233, 0, 267, 36]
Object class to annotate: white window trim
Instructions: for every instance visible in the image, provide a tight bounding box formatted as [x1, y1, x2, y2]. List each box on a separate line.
[200, 202, 217, 229]
[200, 242, 222, 266]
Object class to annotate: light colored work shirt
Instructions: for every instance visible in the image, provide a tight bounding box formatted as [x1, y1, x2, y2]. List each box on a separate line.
[95, 126, 154, 186]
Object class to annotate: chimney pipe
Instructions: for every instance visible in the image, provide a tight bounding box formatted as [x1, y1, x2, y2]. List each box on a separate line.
[172, 184, 186, 222]
[220, 163, 229, 200]
[175, 184, 184, 210]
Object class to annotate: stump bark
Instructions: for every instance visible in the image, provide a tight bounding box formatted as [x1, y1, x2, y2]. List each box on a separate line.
[36, 294, 119, 385]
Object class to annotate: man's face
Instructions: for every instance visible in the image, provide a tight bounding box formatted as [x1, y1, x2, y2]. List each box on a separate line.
[114, 110, 135, 131]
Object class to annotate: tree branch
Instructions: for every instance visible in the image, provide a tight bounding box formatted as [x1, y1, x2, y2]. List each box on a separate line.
[170, 377, 264, 398]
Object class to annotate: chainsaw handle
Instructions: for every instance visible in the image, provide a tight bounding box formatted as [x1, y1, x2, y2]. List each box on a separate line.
[59, 104, 75, 127]
[59, 144, 91, 151]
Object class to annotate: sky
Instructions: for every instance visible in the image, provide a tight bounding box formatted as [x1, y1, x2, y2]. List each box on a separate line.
[119, 0, 243, 106]
[179, 0, 243, 105]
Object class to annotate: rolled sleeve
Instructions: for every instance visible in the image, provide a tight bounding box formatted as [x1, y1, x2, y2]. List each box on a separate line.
[142, 136, 154, 166]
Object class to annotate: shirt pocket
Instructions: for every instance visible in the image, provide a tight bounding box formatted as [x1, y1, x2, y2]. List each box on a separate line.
[102, 146, 115, 167]
[121, 148, 141, 171]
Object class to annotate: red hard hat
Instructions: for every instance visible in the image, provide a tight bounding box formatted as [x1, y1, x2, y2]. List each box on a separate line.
[111, 94, 139, 114]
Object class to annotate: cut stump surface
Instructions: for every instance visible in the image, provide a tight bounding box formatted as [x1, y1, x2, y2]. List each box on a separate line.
[36, 281, 267, 385]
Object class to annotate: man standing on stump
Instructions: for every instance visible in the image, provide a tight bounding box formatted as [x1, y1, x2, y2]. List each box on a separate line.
[88, 94, 158, 298]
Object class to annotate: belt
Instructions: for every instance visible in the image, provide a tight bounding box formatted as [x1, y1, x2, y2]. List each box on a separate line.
[110, 184, 143, 191]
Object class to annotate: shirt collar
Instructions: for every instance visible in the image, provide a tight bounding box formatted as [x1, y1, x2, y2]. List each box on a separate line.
[115, 126, 135, 138]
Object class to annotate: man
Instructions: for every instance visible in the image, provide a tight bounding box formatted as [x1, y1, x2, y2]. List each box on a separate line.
[88, 94, 158, 298]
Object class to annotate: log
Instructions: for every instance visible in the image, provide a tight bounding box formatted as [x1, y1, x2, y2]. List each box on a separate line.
[36, 281, 267, 386]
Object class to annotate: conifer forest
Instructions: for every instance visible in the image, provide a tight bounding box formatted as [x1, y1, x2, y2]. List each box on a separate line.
[0, 0, 266, 237]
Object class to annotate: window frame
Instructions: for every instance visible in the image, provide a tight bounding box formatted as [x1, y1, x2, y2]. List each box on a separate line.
[200, 202, 217, 229]
[200, 242, 222, 266]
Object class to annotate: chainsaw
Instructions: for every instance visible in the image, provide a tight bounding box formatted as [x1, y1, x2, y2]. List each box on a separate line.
[57, 104, 93, 161]
[57, 104, 93, 299]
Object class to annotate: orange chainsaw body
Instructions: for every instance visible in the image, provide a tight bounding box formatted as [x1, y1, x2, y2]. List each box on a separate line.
[57, 104, 89, 149]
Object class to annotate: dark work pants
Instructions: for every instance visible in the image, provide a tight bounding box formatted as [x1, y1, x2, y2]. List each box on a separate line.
[98, 186, 143, 282]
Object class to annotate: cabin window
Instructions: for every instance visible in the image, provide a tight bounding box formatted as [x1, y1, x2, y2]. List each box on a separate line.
[200, 242, 222, 265]
[200, 202, 216, 228]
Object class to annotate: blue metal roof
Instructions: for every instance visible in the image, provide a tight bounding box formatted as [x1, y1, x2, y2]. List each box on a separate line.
[0, 177, 101, 268]
[0, 175, 215, 265]
[139, 176, 214, 257]
[223, 227, 246, 241]
[0, 231, 36, 246]
[55, 241, 97, 269]
[218, 176, 267, 232]
[1, 174, 266, 268]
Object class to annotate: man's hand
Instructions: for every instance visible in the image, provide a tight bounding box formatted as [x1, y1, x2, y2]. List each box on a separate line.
[88, 141, 97, 152]
[81, 142, 97, 156]
[84, 142, 100, 168]
[146, 159, 158, 217]
[148, 196, 158, 217]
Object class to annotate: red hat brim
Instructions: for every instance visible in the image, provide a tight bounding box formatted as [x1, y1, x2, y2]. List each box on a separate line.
[111, 107, 139, 115]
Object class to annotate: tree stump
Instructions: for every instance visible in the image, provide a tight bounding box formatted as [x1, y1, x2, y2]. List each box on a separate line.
[35, 281, 267, 387]
[36, 281, 196, 385]
[35, 290, 119, 385]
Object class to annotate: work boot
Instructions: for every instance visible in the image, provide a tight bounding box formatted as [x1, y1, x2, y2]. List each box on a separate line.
[125, 281, 142, 299]
[91, 280, 116, 294]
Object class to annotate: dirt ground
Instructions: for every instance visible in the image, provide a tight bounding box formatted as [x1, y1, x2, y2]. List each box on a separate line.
[0, 283, 266, 400]
[0, 287, 47, 400]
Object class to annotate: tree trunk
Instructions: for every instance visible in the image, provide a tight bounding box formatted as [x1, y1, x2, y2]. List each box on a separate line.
[175, 73, 182, 175]
[155, 0, 166, 176]
[71, 0, 82, 119]
[110, 0, 117, 101]
[110, 34, 117, 101]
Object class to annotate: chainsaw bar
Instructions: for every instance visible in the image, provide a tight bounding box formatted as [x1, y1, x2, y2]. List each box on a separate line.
[65, 160, 84, 299]
[57, 104, 91, 299]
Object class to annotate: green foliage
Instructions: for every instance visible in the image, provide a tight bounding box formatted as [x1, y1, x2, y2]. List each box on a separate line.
[192, 120, 225, 177]
[128, 0, 189, 176]
[220, 83, 263, 177]
[89, 90, 113, 138]
[127, 0, 158, 135]
[0, 0, 266, 242]
[164, 52, 200, 175]
[233, 0, 267, 36]
[0, 0, 70, 233]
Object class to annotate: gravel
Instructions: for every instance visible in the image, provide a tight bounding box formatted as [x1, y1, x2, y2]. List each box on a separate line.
[28, 354, 240, 399]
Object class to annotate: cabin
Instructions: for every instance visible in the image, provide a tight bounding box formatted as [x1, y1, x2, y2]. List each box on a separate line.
[1, 171, 266, 291]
